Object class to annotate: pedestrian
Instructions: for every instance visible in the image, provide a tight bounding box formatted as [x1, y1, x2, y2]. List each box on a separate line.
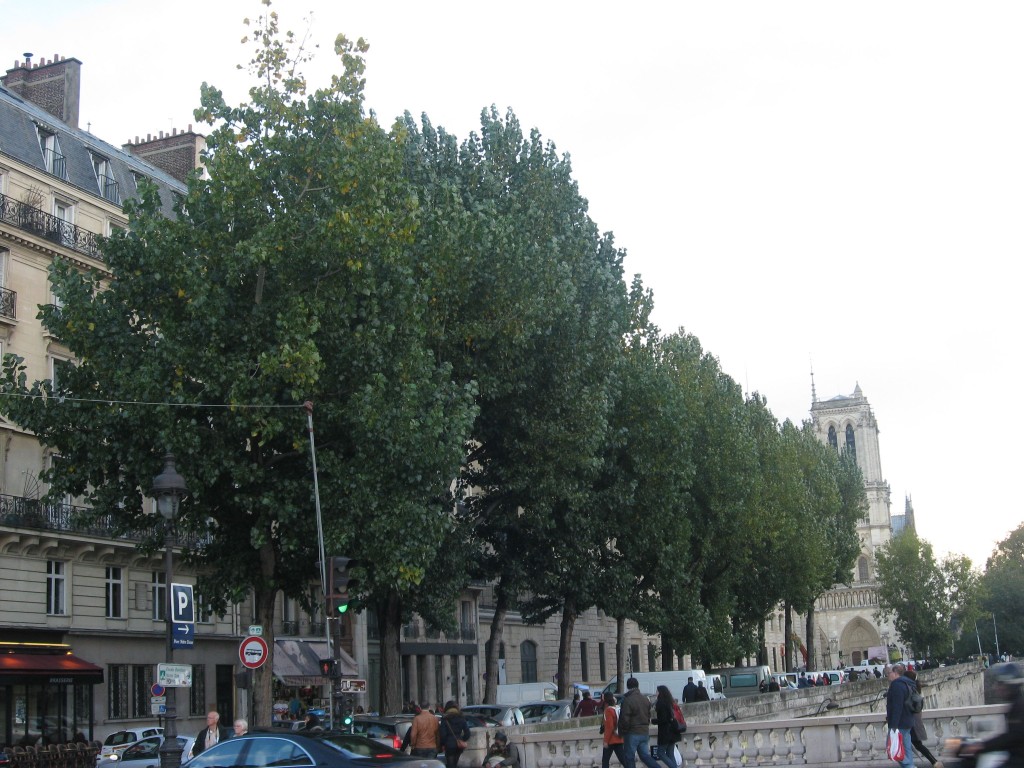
[653, 686, 682, 768]
[575, 690, 600, 718]
[693, 681, 710, 702]
[232, 719, 248, 738]
[617, 677, 661, 768]
[192, 711, 230, 757]
[302, 713, 323, 733]
[600, 692, 626, 768]
[885, 662, 916, 768]
[405, 704, 441, 758]
[903, 670, 941, 768]
[681, 678, 697, 704]
[483, 732, 519, 768]
[439, 700, 470, 768]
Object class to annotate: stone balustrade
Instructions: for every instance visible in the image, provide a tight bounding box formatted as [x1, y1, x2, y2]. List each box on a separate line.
[476, 705, 1009, 768]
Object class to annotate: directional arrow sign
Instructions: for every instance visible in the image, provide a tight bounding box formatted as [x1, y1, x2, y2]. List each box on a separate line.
[172, 622, 194, 649]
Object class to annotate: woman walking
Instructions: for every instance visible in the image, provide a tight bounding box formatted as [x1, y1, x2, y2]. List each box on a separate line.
[904, 670, 943, 768]
[654, 685, 682, 768]
[440, 700, 471, 768]
[601, 692, 626, 768]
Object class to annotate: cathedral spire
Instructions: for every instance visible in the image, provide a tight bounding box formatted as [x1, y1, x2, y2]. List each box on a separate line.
[810, 362, 817, 404]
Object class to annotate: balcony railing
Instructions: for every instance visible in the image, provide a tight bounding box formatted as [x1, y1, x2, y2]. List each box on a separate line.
[0, 491, 208, 547]
[0, 287, 16, 320]
[98, 174, 120, 204]
[281, 620, 299, 636]
[44, 148, 68, 180]
[0, 192, 101, 259]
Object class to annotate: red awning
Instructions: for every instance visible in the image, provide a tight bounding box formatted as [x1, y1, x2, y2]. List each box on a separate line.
[0, 652, 103, 685]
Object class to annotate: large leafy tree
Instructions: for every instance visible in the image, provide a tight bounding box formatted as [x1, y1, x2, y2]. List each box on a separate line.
[0, 9, 476, 721]
[976, 524, 1024, 657]
[399, 108, 628, 701]
[875, 530, 981, 658]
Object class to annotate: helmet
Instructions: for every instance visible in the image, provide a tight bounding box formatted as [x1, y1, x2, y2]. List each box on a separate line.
[991, 662, 1024, 687]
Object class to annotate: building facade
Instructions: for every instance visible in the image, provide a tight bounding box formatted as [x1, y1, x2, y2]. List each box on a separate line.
[764, 383, 908, 672]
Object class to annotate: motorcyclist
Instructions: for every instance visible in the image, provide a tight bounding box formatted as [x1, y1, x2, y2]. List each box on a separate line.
[962, 662, 1024, 767]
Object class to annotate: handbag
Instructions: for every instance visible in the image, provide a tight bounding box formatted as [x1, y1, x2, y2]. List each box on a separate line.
[886, 729, 905, 762]
[446, 719, 468, 750]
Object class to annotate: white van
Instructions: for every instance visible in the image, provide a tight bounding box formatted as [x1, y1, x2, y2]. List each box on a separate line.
[496, 682, 558, 704]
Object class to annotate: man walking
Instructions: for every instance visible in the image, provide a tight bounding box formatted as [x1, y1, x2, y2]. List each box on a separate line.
[193, 711, 230, 757]
[405, 703, 441, 758]
[617, 678, 660, 768]
[681, 678, 697, 704]
[886, 663, 916, 768]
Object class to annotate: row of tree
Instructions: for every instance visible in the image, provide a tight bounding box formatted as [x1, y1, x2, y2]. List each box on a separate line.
[0, 8, 865, 719]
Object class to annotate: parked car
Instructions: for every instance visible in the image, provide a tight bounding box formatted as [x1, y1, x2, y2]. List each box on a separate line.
[351, 717, 414, 750]
[770, 673, 798, 691]
[519, 700, 574, 724]
[98, 728, 164, 762]
[182, 731, 444, 768]
[97, 735, 195, 768]
[461, 705, 525, 727]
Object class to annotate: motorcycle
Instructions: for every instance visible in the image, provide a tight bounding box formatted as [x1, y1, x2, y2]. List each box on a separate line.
[941, 737, 1009, 768]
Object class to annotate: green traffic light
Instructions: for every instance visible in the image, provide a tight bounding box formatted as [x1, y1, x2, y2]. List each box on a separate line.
[337, 602, 348, 614]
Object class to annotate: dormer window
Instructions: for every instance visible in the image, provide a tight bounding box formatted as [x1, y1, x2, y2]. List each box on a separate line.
[38, 130, 68, 180]
[93, 156, 120, 203]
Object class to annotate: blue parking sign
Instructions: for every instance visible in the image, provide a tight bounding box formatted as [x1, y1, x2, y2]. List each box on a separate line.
[171, 583, 195, 623]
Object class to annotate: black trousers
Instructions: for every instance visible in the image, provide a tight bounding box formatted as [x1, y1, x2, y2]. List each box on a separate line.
[911, 731, 938, 765]
[603, 743, 626, 768]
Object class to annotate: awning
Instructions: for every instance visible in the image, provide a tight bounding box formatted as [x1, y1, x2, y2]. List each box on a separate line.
[0, 652, 104, 685]
[273, 640, 357, 687]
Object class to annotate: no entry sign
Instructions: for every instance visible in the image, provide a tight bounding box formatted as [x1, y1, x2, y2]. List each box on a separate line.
[239, 636, 269, 669]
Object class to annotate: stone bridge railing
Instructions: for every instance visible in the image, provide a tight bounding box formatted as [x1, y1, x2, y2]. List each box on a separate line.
[469, 705, 1009, 768]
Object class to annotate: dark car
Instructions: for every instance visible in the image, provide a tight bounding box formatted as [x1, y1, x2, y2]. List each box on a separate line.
[351, 717, 414, 750]
[184, 732, 444, 768]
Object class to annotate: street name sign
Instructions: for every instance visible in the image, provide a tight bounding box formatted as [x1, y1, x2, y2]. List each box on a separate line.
[157, 663, 193, 687]
[172, 622, 195, 649]
[239, 636, 269, 669]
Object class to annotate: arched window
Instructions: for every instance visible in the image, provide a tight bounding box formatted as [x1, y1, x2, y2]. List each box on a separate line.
[828, 426, 838, 451]
[858, 557, 869, 582]
[845, 424, 856, 460]
[520, 641, 538, 683]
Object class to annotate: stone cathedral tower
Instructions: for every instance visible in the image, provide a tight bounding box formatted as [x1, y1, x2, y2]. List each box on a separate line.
[804, 382, 901, 665]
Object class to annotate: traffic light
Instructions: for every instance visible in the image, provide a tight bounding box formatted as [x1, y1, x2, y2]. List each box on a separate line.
[327, 556, 359, 615]
[318, 658, 339, 679]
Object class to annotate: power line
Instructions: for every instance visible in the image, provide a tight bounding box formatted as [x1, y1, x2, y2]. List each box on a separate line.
[0, 391, 303, 410]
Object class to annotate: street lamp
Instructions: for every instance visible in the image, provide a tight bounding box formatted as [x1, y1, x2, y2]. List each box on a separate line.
[153, 454, 188, 768]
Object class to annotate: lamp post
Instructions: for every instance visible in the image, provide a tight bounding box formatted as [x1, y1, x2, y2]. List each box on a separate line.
[153, 454, 188, 768]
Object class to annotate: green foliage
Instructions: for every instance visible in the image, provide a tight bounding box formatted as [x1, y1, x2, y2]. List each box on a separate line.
[973, 523, 1024, 657]
[875, 529, 982, 656]
[0, 5, 476, 627]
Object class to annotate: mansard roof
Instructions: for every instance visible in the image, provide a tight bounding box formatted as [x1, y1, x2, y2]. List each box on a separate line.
[0, 83, 184, 218]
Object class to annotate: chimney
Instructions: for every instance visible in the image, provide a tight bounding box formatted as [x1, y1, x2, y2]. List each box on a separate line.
[2, 54, 82, 128]
[124, 125, 206, 184]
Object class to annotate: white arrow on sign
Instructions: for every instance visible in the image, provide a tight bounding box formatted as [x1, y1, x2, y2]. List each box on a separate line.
[174, 624, 193, 637]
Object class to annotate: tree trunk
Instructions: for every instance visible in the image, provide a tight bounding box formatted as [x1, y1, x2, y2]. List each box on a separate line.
[661, 637, 673, 671]
[378, 592, 403, 715]
[483, 585, 508, 704]
[784, 601, 793, 673]
[252, 541, 278, 728]
[616, 616, 626, 692]
[758, 622, 767, 666]
[732, 615, 743, 666]
[556, 598, 578, 700]
[805, 604, 816, 671]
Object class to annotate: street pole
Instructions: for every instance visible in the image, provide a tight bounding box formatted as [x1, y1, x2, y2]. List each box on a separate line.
[153, 454, 188, 768]
[993, 615, 1001, 659]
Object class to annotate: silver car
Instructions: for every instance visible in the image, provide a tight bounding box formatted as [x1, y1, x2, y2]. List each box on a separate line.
[519, 700, 573, 724]
[96, 735, 195, 768]
[461, 705, 525, 727]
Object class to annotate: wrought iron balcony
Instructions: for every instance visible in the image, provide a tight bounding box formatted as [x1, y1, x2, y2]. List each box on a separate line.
[0, 287, 15, 320]
[0, 491, 208, 547]
[281, 620, 299, 635]
[98, 174, 120, 204]
[0, 192, 101, 259]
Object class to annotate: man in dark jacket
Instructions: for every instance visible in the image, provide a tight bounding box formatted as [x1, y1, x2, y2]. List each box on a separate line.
[192, 711, 231, 757]
[617, 678, 660, 768]
[885, 663, 916, 768]
[681, 678, 697, 704]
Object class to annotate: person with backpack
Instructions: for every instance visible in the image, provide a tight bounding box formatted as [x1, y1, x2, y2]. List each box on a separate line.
[885, 662, 916, 768]
[903, 669, 942, 768]
[600, 692, 625, 768]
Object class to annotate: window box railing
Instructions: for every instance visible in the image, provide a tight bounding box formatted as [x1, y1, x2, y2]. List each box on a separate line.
[281, 620, 299, 635]
[44, 148, 68, 180]
[0, 287, 16, 320]
[0, 192, 101, 258]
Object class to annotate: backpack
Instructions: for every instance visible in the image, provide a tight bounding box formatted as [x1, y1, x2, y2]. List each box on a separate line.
[907, 689, 924, 714]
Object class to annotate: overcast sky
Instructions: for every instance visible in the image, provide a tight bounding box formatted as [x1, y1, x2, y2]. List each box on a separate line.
[4, 1, 1022, 568]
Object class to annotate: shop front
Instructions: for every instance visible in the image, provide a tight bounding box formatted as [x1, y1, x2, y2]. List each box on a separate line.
[0, 643, 103, 748]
